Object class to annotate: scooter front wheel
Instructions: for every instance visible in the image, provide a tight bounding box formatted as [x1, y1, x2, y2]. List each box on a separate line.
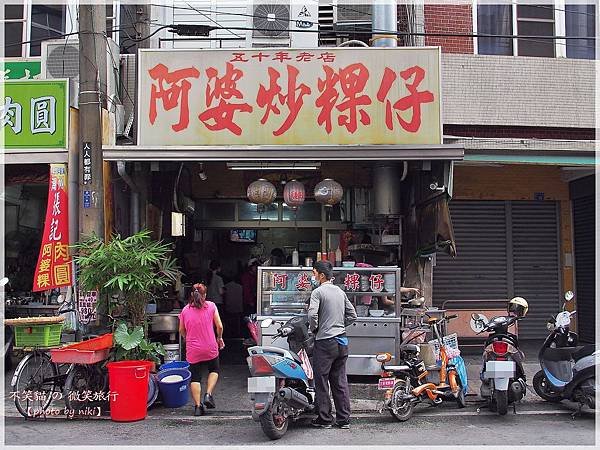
[533, 370, 562, 403]
[259, 397, 289, 440]
[389, 380, 415, 422]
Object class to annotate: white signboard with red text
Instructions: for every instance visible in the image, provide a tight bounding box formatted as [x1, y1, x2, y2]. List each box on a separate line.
[137, 47, 441, 146]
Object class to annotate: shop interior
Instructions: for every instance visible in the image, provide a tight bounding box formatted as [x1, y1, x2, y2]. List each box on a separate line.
[110, 159, 455, 352]
[4, 164, 51, 302]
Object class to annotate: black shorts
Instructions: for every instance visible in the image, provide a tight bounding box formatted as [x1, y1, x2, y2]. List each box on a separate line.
[189, 357, 220, 382]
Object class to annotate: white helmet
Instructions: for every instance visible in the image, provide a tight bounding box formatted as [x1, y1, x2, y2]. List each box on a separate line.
[508, 297, 528, 318]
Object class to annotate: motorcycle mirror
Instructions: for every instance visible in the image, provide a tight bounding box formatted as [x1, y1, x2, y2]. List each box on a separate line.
[0, 278, 9, 287]
[470, 313, 489, 333]
[547, 321, 554, 330]
[564, 291, 574, 302]
[260, 318, 273, 328]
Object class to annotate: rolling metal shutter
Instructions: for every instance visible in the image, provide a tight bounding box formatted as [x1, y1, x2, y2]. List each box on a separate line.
[434, 200, 561, 339]
[433, 201, 508, 301]
[572, 195, 595, 343]
[511, 202, 561, 340]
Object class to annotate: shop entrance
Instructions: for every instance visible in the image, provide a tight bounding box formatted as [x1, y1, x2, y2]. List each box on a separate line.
[106, 151, 462, 369]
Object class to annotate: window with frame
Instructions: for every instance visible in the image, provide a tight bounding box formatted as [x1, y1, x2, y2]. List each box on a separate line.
[29, 5, 66, 56]
[3, 5, 27, 57]
[477, 2, 556, 57]
[3, 5, 66, 57]
[565, 3, 596, 60]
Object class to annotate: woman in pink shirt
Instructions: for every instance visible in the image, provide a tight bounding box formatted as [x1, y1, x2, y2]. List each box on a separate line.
[179, 283, 225, 416]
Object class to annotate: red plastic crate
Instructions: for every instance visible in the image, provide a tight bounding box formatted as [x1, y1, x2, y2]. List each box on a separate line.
[50, 333, 113, 364]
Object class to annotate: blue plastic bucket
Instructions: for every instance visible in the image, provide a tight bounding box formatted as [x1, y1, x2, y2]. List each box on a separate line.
[157, 368, 191, 408]
[159, 361, 190, 371]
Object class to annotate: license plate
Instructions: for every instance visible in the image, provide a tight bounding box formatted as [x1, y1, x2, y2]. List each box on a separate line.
[378, 378, 396, 390]
[248, 376, 276, 393]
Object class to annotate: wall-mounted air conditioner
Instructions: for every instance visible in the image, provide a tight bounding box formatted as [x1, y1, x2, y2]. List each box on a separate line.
[334, 1, 372, 27]
[41, 38, 121, 110]
[246, 1, 318, 48]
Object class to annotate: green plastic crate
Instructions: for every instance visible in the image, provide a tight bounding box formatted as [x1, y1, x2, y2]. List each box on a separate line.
[14, 323, 63, 347]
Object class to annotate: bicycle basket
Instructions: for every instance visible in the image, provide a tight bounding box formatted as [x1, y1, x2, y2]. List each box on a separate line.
[428, 333, 459, 361]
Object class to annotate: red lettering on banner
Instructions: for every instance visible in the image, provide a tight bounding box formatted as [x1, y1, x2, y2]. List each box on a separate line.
[33, 165, 72, 292]
[376, 65, 434, 133]
[315, 64, 371, 134]
[272, 51, 292, 63]
[198, 62, 253, 136]
[256, 65, 311, 136]
[252, 52, 270, 62]
[230, 52, 249, 63]
[148, 63, 200, 132]
[317, 52, 335, 63]
[295, 52, 315, 62]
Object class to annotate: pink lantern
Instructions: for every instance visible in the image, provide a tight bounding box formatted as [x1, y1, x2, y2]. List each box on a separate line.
[247, 179, 277, 205]
[283, 180, 305, 210]
[314, 178, 343, 207]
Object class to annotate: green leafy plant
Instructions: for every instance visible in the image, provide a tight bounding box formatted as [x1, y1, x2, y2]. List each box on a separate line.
[112, 322, 166, 363]
[73, 230, 180, 329]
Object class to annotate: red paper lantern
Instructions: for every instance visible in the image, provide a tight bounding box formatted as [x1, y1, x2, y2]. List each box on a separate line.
[247, 179, 277, 205]
[283, 180, 305, 210]
[314, 178, 343, 207]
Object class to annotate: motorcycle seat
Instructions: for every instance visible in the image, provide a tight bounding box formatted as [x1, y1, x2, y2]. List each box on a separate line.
[573, 345, 595, 361]
[543, 347, 579, 362]
[400, 344, 420, 354]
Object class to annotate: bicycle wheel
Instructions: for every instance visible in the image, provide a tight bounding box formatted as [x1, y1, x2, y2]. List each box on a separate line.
[64, 364, 109, 413]
[11, 352, 58, 418]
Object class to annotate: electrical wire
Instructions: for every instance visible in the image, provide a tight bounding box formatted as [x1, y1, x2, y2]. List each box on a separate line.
[184, 2, 244, 39]
[6, 16, 596, 51]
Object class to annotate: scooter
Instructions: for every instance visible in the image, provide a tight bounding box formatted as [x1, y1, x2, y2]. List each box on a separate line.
[471, 297, 529, 415]
[533, 291, 597, 414]
[376, 313, 467, 422]
[246, 315, 315, 440]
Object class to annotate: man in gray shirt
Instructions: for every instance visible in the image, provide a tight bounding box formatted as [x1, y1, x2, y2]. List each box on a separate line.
[308, 260, 357, 429]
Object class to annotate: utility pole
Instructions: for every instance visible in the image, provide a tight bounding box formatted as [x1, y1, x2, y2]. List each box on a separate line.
[78, 4, 107, 240]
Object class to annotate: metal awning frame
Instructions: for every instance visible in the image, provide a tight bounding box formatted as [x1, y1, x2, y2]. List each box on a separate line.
[102, 144, 464, 162]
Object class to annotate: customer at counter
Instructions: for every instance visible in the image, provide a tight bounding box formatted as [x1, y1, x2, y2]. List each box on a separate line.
[308, 260, 357, 429]
[179, 283, 225, 416]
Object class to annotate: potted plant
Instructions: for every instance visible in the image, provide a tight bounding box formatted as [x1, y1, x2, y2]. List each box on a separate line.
[111, 322, 165, 371]
[73, 230, 180, 330]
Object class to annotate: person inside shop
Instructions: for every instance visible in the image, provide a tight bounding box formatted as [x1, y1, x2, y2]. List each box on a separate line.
[206, 260, 225, 314]
[179, 283, 225, 416]
[263, 248, 285, 266]
[223, 275, 243, 336]
[308, 260, 357, 430]
[241, 258, 259, 317]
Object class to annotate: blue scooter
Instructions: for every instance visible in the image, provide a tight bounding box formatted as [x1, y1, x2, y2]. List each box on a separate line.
[246, 315, 315, 440]
[533, 291, 597, 415]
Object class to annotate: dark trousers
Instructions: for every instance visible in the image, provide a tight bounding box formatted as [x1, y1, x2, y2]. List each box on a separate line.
[313, 337, 351, 423]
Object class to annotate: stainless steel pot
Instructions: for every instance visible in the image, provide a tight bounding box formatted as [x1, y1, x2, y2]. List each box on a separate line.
[150, 314, 179, 333]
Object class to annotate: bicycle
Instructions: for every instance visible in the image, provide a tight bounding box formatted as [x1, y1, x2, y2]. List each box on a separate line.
[7, 302, 111, 418]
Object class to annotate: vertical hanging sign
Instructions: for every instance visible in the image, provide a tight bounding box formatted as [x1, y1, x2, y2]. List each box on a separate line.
[32, 164, 73, 291]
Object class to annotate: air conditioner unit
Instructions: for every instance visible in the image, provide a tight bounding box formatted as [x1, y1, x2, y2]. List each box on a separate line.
[246, 1, 318, 48]
[335, 1, 372, 27]
[247, 1, 291, 47]
[41, 38, 121, 110]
